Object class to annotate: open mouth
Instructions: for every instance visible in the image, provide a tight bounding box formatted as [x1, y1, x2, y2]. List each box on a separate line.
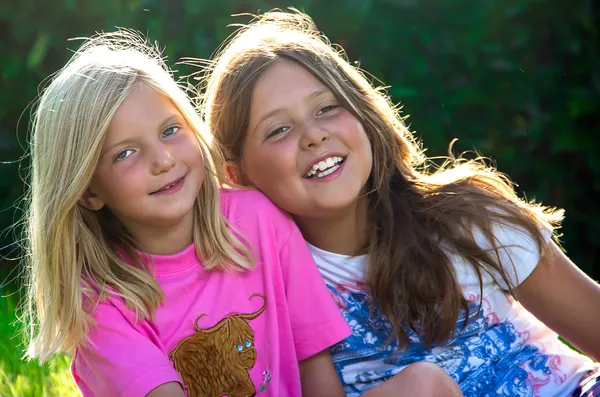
[304, 156, 345, 179]
[150, 175, 185, 194]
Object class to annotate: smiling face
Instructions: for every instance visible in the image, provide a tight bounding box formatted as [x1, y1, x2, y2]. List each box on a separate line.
[83, 82, 205, 235]
[238, 59, 373, 219]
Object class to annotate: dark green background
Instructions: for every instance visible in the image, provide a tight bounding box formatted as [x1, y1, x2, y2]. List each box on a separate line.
[1, 0, 598, 280]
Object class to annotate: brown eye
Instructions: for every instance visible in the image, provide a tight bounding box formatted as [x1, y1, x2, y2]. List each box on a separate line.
[316, 105, 339, 115]
[267, 126, 290, 138]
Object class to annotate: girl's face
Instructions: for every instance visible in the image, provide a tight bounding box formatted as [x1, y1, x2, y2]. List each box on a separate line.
[237, 59, 373, 219]
[82, 83, 204, 235]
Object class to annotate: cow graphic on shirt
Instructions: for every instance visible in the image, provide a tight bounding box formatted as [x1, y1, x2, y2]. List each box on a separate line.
[169, 293, 267, 397]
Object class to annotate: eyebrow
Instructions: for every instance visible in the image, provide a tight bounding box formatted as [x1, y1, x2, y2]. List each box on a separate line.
[101, 113, 182, 157]
[254, 89, 331, 133]
[158, 114, 181, 132]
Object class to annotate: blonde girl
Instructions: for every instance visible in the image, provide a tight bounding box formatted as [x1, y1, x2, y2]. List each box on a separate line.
[24, 30, 351, 397]
[204, 9, 600, 397]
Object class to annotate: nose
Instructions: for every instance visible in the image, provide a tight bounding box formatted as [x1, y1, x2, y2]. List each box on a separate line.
[299, 123, 329, 150]
[150, 143, 176, 175]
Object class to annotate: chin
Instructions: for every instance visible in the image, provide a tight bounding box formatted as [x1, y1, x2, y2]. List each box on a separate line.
[159, 203, 196, 224]
[315, 199, 360, 216]
[151, 214, 192, 229]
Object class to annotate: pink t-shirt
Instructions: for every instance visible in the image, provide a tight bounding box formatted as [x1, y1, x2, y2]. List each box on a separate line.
[71, 189, 351, 397]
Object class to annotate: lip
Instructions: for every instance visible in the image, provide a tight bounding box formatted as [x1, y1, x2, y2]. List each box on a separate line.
[302, 152, 347, 176]
[150, 174, 187, 195]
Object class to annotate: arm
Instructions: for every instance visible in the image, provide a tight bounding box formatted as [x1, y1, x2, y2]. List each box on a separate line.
[516, 241, 600, 360]
[360, 362, 463, 397]
[299, 349, 345, 397]
[146, 382, 186, 397]
[73, 300, 184, 396]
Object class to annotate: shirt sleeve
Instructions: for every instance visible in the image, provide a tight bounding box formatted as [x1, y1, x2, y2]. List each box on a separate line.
[278, 222, 352, 361]
[473, 219, 553, 290]
[71, 300, 183, 397]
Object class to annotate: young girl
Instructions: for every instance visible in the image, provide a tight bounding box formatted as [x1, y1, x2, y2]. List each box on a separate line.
[23, 31, 355, 397]
[203, 9, 600, 397]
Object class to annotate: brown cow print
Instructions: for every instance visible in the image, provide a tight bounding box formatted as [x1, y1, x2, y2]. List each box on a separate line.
[169, 293, 267, 397]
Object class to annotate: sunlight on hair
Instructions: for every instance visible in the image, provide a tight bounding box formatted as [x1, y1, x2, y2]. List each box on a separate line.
[202, 8, 565, 350]
[22, 29, 253, 365]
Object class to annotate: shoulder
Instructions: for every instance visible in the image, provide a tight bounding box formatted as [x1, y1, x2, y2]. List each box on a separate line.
[84, 292, 138, 328]
[475, 206, 553, 251]
[220, 188, 297, 248]
[453, 206, 554, 289]
[81, 277, 140, 330]
[220, 187, 281, 213]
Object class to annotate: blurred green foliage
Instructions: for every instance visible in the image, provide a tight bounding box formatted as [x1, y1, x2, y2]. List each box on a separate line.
[0, 0, 598, 280]
[0, 285, 78, 396]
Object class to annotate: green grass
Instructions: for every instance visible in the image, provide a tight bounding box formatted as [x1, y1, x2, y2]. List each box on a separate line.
[0, 287, 79, 397]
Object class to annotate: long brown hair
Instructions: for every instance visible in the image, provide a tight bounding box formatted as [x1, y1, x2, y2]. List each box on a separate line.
[202, 9, 563, 348]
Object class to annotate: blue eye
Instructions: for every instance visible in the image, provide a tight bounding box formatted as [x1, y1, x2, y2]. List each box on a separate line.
[236, 344, 243, 351]
[115, 149, 134, 161]
[162, 126, 179, 138]
[245, 340, 252, 348]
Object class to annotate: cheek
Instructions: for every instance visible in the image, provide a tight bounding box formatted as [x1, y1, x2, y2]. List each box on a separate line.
[91, 161, 144, 198]
[90, 172, 121, 201]
[344, 118, 372, 166]
[335, 117, 373, 178]
[360, 131, 373, 168]
[178, 135, 204, 161]
[244, 154, 274, 186]
[188, 146, 205, 171]
[243, 146, 296, 188]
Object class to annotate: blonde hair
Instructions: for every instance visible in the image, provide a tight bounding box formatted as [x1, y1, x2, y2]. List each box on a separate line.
[24, 30, 252, 363]
[203, 9, 564, 349]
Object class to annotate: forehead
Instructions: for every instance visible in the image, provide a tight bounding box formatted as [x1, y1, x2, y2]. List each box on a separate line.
[106, 83, 179, 140]
[251, 60, 330, 106]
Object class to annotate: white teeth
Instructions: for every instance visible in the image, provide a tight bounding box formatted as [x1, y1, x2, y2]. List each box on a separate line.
[317, 164, 340, 178]
[158, 179, 179, 192]
[304, 156, 345, 178]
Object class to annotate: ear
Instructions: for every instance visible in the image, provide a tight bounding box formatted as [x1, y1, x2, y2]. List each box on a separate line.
[224, 161, 242, 185]
[78, 188, 105, 211]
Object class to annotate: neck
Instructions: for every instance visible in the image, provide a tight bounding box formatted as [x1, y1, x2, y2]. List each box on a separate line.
[120, 213, 194, 256]
[294, 197, 369, 256]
